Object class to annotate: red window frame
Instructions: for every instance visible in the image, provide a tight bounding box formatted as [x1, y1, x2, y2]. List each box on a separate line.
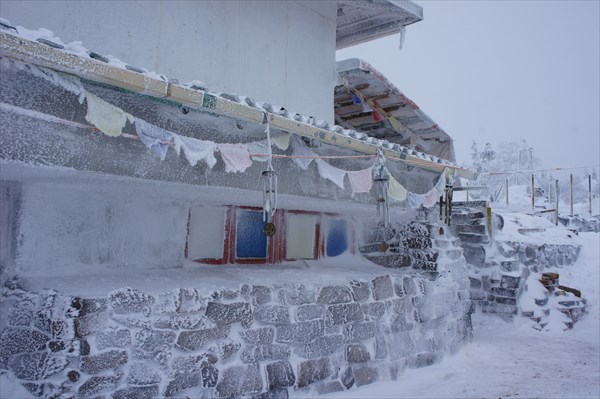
[186, 205, 354, 265]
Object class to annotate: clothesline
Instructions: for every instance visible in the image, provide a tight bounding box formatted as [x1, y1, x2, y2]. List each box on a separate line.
[486, 164, 600, 176]
[2, 88, 453, 208]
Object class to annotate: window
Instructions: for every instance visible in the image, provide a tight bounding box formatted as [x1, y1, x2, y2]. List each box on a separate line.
[286, 213, 317, 260]
[187, 207, 227, 261]
[235, 209, 268, 260]
[326, 218, 349, 257]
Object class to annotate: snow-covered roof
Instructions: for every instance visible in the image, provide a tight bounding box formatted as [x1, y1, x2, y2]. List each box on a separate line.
[336, 58, 456, 162]
[336, 0, 423, 49]
[0, 22, 473, 179]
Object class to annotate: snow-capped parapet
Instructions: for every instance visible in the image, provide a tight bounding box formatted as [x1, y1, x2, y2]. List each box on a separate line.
[0, 266, 471, 398]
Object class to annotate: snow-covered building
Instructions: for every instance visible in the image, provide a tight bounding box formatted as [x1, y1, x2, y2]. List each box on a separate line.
[0, 2, 477, 398]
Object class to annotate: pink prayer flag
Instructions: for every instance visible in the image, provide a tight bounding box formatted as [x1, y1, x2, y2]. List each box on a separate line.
[348, 167, 373, 194]
[218, 143, 252, 173]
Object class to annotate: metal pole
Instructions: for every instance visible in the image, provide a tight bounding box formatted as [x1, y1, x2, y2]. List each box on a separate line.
[505, 178, 509, 206]
[589, 175, 592, 215]
[548, 180, 552, 204]
[531, 174, 535, 211]
[555, 179, 559, 226]
[570, 174, 573, 216]
[466, 181, 469, 204]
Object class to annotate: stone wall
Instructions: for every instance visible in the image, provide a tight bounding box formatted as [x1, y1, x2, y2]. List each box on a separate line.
[0, 264, 471, 398]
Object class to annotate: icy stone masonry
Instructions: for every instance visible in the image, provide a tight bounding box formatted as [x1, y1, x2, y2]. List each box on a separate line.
[0, 260, 471, 398]
[452, 206, 584, 322]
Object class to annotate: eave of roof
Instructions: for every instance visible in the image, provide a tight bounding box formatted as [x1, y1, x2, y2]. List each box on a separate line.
[0, 30, 473, 179]
[335, 58, 456, 162]
[336, 0, 423, 49]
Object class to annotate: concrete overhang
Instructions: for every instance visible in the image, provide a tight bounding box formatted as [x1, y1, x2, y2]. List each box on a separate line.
[336, 0, 423, 49]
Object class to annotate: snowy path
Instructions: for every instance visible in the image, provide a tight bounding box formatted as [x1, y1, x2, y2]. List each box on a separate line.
[322, 232, 600, 399]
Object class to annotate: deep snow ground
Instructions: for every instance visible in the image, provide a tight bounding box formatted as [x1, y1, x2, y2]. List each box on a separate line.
[321, 231, 600, 399]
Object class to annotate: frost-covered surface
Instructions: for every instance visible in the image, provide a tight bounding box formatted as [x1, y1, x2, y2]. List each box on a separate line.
[0, 230, 472, 398]
[321, 231, 600, 399]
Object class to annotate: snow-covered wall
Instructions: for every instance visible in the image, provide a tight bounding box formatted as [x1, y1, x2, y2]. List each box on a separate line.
[0, 0, 337, 122]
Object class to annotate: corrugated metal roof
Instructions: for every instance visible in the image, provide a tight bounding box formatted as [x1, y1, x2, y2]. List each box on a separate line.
[335, 58, 456, 162]
[336, 0, 423, 49]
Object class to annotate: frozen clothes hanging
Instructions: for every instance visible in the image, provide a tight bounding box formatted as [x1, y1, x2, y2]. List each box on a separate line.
[422, 188, 438, 208]
[247, 140, 269, 162]
[348, 167, 373, 194]
[133, 118, 173, 160]
[291, 135, 315, 170]
[218, 143, 253, 173]
[315, 159, 346, 189]
[407, 192, 425, 209]
[272, 133, 291, 151]
[388, 175, 408, 201]
[173, 134, 217, 168]
[434, 169, 447, 197]
[84, 91, 129, 137]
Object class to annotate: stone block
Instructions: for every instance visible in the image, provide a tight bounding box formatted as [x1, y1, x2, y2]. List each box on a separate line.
[352, 365, 378, 386]
[340, 366, 355, 389]
[325, 303, 363, 326]
[276, 320, 324, 343]
[135, 329, 176, 356]
[390, 297, 414, 315]
[241, 344, 291, 363]
[255, 305, 290, 324]
[96, 329, 131, 350]
[80, 350, 128, 374]
[153, 314, 214, 330]
[501, 275, 521, 289]
[282, 284, 314, 305]
[402, 277, 419, 296]
[349, 280, 371, 302]
[176, 326, 229, 351]
[0, 328, 48, 358]
[346, 343, 371, 363]
[343, 322, 376, 342]
[375, 335, 388, 359]
[371, 275, 394, 301]
[295, 334, 344, 359]
[490, 287, 517, 298]
[127, 362, 162, 385]
[361, 302, 386, 320]
[315, 381, 345, 395]
[463, 245, 486, 266]
[240, 326, 275, 344]
[469, 277, 482, 290]
[266, 360, 296, 390]
[164, 372, 201, 397]
[296, 357, 333, 388]
[75, 311, 109, 337]
[495, 296, 517, 306]
[206, 301, 252, 327]
[202, 366, 219, 387]
[8, 352, 67, 380]
[216, 363, 262, 398]
[242, 285, 272, 305]
[22, 383, 44, 397]
[7, 300, 34, 327]
[403, 237, 432, 249]
[317, 285, 353, 304]
[78, 375, 120, 397]
[407, 352, 441, 368]
[170, 353, 217, 376]
[295, 304, 325, 322]
[109, 288, 154, 314]
[113, 385, 159, 399]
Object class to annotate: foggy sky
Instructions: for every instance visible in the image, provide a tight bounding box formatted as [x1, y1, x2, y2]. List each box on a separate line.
[336, 0, 600, 172]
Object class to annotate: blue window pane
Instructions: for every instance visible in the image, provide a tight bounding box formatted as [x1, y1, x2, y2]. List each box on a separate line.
[327, 219, 348, 257]
[236, 210, 267, 259]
